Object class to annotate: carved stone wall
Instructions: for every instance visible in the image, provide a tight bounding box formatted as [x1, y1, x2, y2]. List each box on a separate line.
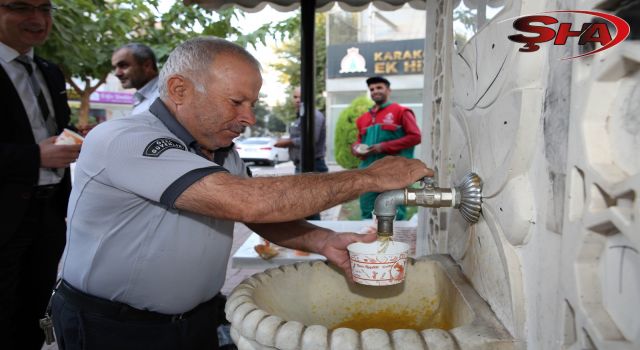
[561, 2, 640, 348]
[420, 0, 639, 348]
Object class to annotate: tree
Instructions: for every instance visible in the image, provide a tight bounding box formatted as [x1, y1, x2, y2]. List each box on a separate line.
[248, 94, 271, 135]
[271, 12, 327, 123]
[39, 0, 152, 129]
[453, 7, 476, 48]
[334, 95, 372, 169]
[38, 0, 296, 129]
[267, 115, 287, 134]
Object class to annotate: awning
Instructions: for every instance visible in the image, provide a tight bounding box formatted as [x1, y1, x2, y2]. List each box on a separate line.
[183, 0, 427, 12]
[183, 0, 505, 12]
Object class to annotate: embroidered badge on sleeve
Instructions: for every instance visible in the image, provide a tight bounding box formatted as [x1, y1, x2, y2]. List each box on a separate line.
[143, 138, 186, 157]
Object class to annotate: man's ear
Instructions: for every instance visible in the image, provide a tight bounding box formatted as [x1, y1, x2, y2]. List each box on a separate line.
[143, 59, 156, 74]
[166, 75, 190, 105]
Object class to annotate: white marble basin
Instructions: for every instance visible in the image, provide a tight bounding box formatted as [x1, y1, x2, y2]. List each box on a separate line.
[225, 255, 517, 349]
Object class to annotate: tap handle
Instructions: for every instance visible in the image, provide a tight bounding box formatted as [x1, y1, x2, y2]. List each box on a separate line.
[421, 176, 436, 189]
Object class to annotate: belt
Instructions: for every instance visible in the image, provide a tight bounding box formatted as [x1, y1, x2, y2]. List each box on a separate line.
[33, 184, 59, 199]
[57, 280, 223, 324]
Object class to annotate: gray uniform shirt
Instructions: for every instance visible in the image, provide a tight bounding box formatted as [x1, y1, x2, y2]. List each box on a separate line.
[59, 99, 249, 314]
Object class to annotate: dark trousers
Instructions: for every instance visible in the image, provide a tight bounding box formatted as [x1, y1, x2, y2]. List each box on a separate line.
[0, 191, 67, 350]
[51, 281, 223, 350]
[295, 157, 329, 220]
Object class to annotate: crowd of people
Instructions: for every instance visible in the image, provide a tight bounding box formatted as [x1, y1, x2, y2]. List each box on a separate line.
[0, 1, 428, 349]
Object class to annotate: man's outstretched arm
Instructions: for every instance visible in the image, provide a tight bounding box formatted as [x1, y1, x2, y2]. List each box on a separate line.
[175, 156, 433, 223]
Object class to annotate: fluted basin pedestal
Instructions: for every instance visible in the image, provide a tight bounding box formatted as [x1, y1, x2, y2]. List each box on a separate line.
[226, 255, 517, 349]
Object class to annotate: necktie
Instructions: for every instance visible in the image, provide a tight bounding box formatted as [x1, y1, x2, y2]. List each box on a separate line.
[15, 55, 52, 122]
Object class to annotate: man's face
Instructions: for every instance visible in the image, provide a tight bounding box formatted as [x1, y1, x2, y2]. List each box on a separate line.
[183, 53, 262, 151]
[0, 0, 53, 54]
[368, 82, 391, 105]
[292, 87, 301, 113]
[111, 48, 151, 90]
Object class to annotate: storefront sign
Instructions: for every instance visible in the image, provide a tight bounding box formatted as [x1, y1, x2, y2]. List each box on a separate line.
[327, 39, 425, 79]
[90, 91, 134, 104]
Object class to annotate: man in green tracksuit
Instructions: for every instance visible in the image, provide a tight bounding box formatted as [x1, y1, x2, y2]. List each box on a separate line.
[351, 76, 422, 220]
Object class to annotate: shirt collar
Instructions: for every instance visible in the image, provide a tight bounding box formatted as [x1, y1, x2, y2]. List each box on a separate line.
[149, 98, 199, 150]
[371, 101, 392, 113]
[134, 76, 159, 103]
[0, 42, 33, 64]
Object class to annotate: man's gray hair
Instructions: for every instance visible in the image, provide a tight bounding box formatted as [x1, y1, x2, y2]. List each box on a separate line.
[159, 37, 261, 99]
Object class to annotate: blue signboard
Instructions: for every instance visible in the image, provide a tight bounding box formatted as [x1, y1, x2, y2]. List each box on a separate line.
[327, 39, 425, 79]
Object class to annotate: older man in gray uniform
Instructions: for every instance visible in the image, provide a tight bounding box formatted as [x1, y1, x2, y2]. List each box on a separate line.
[51, 37, 432, 350]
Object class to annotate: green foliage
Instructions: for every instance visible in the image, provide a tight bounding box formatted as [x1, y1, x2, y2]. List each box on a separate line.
[334, 95, 372, 169]
[453, 7, 477, 33]
[250, 94, 280, 136]
[271, 98, 296, 126]
[38, 0, 298, 126]
[267, 115, 287, 133]
[272, 13, 326, 113]
[41, 0, 154, 84]
[453, 6, 476, 48]
[43, 1, 296, 81]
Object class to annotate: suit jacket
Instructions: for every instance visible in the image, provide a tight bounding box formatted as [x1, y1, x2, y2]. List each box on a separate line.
[0, 56, 72, 241]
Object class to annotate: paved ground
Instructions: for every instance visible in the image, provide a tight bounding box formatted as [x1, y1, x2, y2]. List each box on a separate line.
[42, 161, 345, 349]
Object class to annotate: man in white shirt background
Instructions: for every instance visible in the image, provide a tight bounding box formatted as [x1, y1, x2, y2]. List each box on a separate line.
[111, 43, 159, 115]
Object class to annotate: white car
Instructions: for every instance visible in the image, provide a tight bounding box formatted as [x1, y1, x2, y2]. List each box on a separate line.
[235, 137, 290, 165]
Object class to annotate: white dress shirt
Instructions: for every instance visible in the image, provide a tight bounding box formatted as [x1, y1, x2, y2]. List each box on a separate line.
[132, 76, 159, 115]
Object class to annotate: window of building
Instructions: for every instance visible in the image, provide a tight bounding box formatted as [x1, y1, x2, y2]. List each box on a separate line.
[328, 11, 358, 45]
[328, 4, 426, 45]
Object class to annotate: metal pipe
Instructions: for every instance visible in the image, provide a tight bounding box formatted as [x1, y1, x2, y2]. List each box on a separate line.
[373, 173, 483, 237]
[405, 187, 458, 208]
[373, 190, 405, 236]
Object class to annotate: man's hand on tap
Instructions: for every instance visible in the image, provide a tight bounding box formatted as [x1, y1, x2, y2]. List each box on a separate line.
[364, 156, 434, 192]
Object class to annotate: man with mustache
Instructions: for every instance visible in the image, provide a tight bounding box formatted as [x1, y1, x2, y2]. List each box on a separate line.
[51, 37, 433, 350]
[111, 43, 159, 115]
[0, 0, 81, 349]
[352, 76, 422, 220]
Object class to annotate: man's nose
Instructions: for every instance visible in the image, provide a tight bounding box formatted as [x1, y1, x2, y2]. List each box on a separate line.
[238, 107, 256, 126]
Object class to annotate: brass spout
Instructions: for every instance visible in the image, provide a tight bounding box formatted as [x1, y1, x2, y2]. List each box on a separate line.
[374, 173, 483, 237]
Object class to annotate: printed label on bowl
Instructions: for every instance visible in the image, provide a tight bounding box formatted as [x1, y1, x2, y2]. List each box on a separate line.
[348, 241, 409, 286]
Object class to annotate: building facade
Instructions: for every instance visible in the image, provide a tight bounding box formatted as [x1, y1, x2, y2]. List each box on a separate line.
[325, 5, 427, 162]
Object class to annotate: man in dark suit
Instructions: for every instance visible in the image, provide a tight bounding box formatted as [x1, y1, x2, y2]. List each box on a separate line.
[0, 1, 81, 348]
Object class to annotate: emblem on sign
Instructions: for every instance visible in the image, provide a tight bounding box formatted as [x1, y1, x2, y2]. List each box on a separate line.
[339, 47, 367, 74]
